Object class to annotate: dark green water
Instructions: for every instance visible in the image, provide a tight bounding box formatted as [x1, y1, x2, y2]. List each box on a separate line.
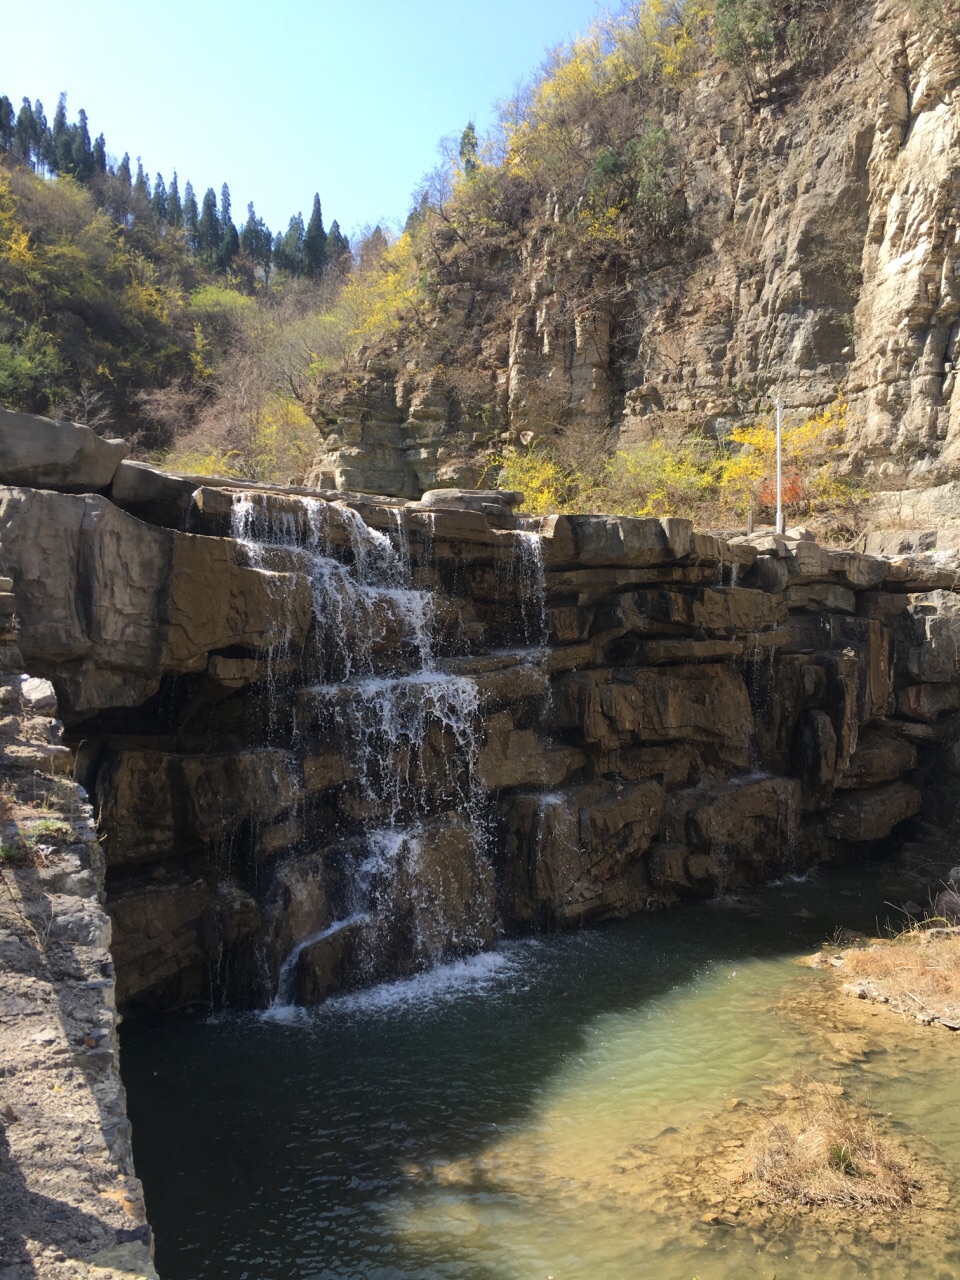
[121, 869, 959, 1280]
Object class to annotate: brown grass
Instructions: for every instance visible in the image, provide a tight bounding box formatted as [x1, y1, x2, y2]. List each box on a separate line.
[744, 1080, 914, 1209]
[840, 924, 960, 1024]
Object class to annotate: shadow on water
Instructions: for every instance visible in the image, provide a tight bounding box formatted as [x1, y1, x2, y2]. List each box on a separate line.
[120, 865, 903, 1280]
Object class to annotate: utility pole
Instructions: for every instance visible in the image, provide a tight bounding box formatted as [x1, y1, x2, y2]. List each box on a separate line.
[775, 397, 784, 535]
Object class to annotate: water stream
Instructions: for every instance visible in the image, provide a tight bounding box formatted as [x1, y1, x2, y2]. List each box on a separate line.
[227, 495, 547, 1007]
[121, 866, 960, 1280]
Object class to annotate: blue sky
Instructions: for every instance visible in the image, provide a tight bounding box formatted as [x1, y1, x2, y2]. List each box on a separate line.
[2, 0, 607, 243]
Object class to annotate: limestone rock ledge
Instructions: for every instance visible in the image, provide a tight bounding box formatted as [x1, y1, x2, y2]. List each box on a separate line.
[0, 598, 156, 1276]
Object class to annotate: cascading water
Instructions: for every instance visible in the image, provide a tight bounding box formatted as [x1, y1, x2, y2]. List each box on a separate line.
[228, 494, 526, 1007]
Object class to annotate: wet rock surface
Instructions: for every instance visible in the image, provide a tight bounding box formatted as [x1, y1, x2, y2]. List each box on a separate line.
[1, 428, 960, 1019]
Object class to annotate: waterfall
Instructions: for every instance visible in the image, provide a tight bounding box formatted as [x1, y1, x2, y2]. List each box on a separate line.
[229, 494, 497, 1007]
[515, 530, 548, 651]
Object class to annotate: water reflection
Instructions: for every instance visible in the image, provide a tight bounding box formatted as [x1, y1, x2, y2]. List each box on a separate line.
[122, 870, 958, 1280]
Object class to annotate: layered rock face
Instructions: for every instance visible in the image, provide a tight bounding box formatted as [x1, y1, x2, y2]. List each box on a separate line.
[2, 416, 958, 1015]
[308, 1, 959, 509]
[0, 525, 157, 1279]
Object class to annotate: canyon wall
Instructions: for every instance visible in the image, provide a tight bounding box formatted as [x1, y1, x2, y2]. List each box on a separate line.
[308, 0, 960, 510]
[1, 413, 959, 1016]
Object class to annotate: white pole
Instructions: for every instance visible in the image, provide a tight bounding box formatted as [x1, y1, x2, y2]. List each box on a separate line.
[775, 398, 784, 535]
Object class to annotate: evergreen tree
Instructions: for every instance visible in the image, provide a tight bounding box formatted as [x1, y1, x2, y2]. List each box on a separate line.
[219, 182, 231, 230]
[240, 201, 272, 280]
[326, 219, 350, 271]
[459, 120, 479, 178]
[303, 193, 327, 279]
[167, 171, 183, 227]
[32, 99, 48, 172]
[150, 173, 168, 223]
[183, 181, 199, 250]
[197, 186, 222, 265]
[218, 220, 239, 272]
[14, 98, 35, 165]
[281, 212, 305, 278]
[117, 152, 132, 189]
[272, 229, 288, 275]
[51, 92, 71, 172]
[133, 158, 151, 205]
[92, 133, 107, 175]
[72, 109, 94, 180]
[0, 96, 14, 152]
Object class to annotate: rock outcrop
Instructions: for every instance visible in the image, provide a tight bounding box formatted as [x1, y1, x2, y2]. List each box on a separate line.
[305, 0, 959, 515]
[0, 414, 957, 1016]
[0, 535, 156, 1279]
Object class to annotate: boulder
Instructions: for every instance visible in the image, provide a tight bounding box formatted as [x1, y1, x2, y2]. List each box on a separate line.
[551, 663, 753, 759]
[896, 682, 960, 723]
[659, 777, 802, 877]
[786, 583, 856, 613]
[109, 460, 201, 528]
[259, 851, 333, 983]
[825, 781, 922, 842]
[96, 747, 301, 866]
[477, 711, 584, 790]
[0, 407, 128, 491]
[564, 515, 688, 568]
[108, 873, 210, 1012]
[837, 728, 917, 789]
[862, 530, 937, 556]
[515, 779, 664, 924]
[414, 488, 522, 524]
[0, 487, 311, 715]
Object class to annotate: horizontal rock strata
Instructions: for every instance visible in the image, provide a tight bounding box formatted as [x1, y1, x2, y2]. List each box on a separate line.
[0, 415, 957, 1014]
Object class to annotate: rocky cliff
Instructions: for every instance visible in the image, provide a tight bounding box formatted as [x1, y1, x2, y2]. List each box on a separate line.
[307, 0, 960, 512]
[2, 411, 960, 1018]
[0, 519, 157, 1279]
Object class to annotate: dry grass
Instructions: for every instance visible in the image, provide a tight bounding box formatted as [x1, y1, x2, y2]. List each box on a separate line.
[840, 924, 960, 1024]
[744, 1080, 914, 1209]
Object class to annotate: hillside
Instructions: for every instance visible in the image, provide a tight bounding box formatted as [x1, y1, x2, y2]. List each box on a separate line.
[301, 0, 959, 532]
[1, 0, 958, 532]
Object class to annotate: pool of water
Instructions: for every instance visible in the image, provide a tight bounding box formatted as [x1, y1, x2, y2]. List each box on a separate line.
[121, 868, 960, 1280]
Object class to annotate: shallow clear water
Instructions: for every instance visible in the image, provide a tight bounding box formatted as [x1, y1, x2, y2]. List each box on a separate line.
[121, 870, 960, 1280]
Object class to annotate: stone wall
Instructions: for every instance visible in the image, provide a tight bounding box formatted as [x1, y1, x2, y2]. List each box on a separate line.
[0, 520, 157, 1279]
[1, 414, 959, 1015]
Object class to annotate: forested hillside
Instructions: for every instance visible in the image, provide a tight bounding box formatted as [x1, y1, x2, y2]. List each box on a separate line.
[0, 92, 350, 461]
[1, 0, 958, 529]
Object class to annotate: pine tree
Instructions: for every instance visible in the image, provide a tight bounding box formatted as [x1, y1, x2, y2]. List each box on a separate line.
[133, 158, 151, 205]
[303, 193, 328, 279]
[51, 92, 74, 173]
[32, 100, 48, 172]
[459, 121, 479, 178]
[218, 220, 239, 272]
[281, 213, 305, 278]
[240, 201, 272, 281]
[0, 97, 14, 152]
[183, 181, 200, 250]
[272, 229, 288, 275]
[167, 171, 183, 227]
[92, 133, 107, 175]
[150, 173, 168, 223]
[14, 99, 35, 166]
[197, 187, 222, 265]
[117, 152, 132, 189]
[219, 182, 231, 230]
[326, 219, 351, 272]
[72, 109, 94, 180]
